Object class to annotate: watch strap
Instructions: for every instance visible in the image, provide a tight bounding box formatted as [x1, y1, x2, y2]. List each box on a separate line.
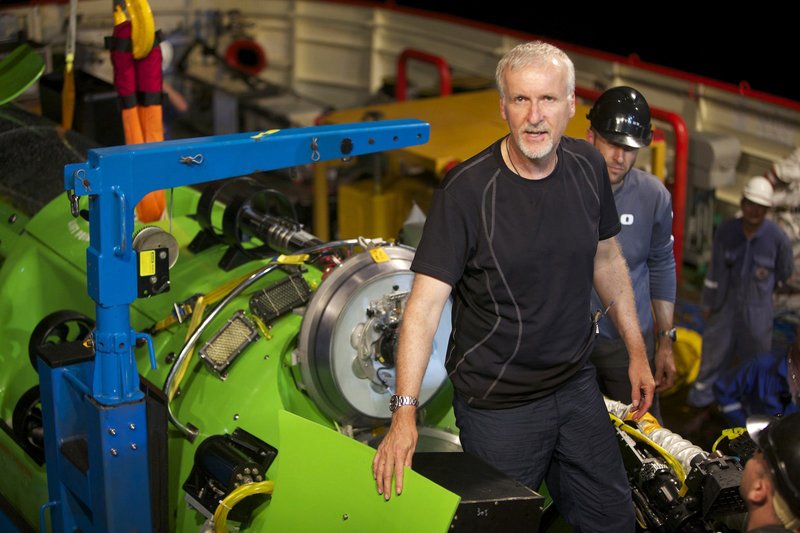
[390, 394, 419, 412]
[658, 327, 677, 341]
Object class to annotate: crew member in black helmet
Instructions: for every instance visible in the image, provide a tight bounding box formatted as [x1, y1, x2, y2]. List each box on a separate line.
[741, 413, 800, 532]
[586, 86, 677, 421]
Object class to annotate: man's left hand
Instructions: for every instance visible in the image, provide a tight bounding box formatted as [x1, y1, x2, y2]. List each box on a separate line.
[654, 341, 676, 392]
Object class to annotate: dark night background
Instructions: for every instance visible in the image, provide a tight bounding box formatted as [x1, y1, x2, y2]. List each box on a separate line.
[396, 2, 798, 104]
[0, 1, 793, 102]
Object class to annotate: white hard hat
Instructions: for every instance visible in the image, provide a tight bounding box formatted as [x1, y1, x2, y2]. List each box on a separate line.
[743, 176, 774, 207]
[160, 40, 174, 72]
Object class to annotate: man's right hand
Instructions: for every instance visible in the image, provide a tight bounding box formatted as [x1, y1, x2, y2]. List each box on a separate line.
[372, 408, 418, 500]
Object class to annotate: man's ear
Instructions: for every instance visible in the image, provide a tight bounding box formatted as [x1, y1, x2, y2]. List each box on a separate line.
[749, 473, 773, 506]
[586, 129, 595, 144]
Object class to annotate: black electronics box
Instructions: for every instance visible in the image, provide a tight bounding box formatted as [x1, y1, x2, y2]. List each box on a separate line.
[39, 70, 125, 146]
[413, 452, 545, 532]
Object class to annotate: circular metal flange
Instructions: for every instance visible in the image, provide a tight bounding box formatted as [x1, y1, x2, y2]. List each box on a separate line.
[297, 245, 451, 426]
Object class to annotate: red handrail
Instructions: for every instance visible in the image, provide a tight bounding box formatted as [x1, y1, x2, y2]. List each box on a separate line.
[395, 48, 452, 102]
[576, 87, 688, 280]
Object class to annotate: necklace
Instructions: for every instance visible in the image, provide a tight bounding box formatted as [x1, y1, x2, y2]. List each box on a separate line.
[505, 137, 523, 177]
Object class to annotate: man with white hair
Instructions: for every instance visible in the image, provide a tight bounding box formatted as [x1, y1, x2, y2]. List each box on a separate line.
[373, 41, 654, 531]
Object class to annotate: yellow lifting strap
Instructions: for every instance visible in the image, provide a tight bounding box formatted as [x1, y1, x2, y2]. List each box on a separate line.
[149, 255, 317, 334]
[125, 0, 155, 59]
[61, 0, 78, 131]
[149, 268, 261, 334]
[609, 413, 689, 495]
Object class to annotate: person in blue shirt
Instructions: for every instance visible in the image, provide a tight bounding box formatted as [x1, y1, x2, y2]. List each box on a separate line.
[714, 347, 798, 428]
[688, 177, 794, 408]
[587, 86, 677, 421]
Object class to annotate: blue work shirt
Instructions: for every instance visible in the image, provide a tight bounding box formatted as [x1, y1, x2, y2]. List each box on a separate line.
[702, 217, 793, 313]
[591, 168, 676, 342]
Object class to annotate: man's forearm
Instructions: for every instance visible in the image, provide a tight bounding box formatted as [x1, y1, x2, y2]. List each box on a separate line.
[652, 299, 675, 339]
[372, 273, 452, 499]
[594, 237, 646, 360]
[595, 237, 655, 416]
[394, 274, 453, 399]
[651, 298, 677, 390]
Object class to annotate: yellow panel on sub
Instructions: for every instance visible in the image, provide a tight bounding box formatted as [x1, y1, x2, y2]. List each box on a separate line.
[338, 177, 435, 240]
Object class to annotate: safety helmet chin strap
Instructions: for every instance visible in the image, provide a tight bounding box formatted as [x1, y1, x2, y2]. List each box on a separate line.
[773, 490, 800, 531]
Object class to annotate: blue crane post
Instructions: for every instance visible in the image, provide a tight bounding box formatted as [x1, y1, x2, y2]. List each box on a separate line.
[38, 120, 429, 532]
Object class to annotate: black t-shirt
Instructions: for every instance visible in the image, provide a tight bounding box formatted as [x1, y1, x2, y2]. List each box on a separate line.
[412, 136, 620, 408]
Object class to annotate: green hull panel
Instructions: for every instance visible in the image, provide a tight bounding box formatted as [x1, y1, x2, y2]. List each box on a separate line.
[0, 187, 465, 532]
[263, 411, 458, 532]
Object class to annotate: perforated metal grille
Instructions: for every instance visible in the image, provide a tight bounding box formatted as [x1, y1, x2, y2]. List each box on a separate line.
[249, 273, 311, 323]
[199, 311, 258, 377]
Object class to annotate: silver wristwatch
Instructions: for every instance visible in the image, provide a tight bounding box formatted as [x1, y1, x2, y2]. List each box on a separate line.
[658, 327, 677, 342]
[389, 394, 419, 412]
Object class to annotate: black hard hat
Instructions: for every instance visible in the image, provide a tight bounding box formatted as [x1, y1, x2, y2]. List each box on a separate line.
[587, 86, 653, 148]
[747, 413, 800, 518]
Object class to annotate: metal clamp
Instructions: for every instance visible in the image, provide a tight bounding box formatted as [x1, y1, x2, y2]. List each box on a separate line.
[66, 189, 80, 217]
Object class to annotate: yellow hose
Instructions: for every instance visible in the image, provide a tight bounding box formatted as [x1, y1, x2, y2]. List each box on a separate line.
[609, 413, 689, 495]
[711, 428, 746, 453]
[213, 481, 274, 533]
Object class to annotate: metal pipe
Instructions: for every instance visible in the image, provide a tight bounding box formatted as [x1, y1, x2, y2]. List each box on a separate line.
[163, 262, 281, 440]
[651, 107, 689, 281]
[240, 210, 323, 253]
[395, 48, 452, 102]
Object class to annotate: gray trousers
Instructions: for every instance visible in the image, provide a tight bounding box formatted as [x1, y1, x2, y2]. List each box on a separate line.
[687, 295, 773, 407]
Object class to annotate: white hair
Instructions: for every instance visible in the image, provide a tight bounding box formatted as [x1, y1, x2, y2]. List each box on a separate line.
[495, 41, 575, 99]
